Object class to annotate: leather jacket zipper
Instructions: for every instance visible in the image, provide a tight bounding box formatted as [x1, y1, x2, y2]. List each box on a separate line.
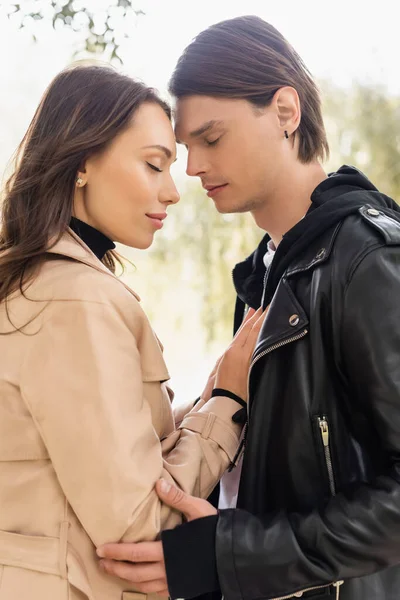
[248, 341, 345, 599]
[227, 331, 310, 471]
[249, 329, 309, 374]
[228, 329, 309, 471]
[318, 416, 336, 496]
[269, 580, 343, 600]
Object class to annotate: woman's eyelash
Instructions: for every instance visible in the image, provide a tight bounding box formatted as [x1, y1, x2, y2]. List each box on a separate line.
[206, 137, 220, 146]
[146, 162, 163, 173]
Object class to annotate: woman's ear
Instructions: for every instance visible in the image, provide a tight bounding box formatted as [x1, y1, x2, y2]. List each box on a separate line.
[75, 161, 88, 187]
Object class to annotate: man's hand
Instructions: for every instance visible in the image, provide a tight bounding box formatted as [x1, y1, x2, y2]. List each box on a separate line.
[98, 538, 168, 596]
[96, 479, 217, 596]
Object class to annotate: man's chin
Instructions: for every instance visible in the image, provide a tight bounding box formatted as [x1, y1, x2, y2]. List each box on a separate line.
[213, 198, 253, 215]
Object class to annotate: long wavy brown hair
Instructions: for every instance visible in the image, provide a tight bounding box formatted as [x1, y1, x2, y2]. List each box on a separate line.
[0, 63, 170, 304]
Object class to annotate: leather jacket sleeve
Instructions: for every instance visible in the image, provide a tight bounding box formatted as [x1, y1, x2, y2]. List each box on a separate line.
[215, 245, 400, 600]
[162, 515, 219, 599]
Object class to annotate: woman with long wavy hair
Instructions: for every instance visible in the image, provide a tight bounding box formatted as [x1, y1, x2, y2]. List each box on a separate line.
[0, 64, 263, 600]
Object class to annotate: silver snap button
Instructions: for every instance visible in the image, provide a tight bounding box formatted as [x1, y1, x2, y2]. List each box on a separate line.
[316, 248, 326, 259]
[367, 208, 380, 216]
[289, 314, 300, 327]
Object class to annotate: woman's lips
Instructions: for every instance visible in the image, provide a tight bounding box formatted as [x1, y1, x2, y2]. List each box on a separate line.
[146, 213, 167, 230]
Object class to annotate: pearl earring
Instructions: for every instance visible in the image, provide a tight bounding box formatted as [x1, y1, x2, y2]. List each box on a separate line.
[76, 177, 84, 187]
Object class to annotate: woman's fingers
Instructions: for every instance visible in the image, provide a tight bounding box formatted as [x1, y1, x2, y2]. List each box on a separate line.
[240, 306, 256, 326]
[232, 307, 257, 339]
[244, 306, 269, 349]
[214, 306, 269, 401]
[234, 306, 263, 347]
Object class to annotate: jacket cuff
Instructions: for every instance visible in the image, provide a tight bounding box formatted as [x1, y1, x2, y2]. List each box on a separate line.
[162, 515, 219, 599]
[180, 397, 243, 461]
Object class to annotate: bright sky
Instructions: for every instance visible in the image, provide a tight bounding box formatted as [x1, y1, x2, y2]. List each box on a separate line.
[1, 0, 399, 399]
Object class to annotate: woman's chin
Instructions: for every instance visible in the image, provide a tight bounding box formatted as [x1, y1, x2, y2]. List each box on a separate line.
[118, 233, 154, 250]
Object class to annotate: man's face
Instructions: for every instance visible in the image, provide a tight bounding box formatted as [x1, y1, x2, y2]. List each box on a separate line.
[174, 95, 286, 216]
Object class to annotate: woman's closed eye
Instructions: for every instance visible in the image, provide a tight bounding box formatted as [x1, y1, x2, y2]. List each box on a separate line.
[146, 162, 163, 173]
[205, 137, 221, 147]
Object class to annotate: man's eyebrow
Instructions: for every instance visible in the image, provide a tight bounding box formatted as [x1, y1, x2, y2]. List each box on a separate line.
[141, 144, 174, 160]
[189, 120, 224, 138]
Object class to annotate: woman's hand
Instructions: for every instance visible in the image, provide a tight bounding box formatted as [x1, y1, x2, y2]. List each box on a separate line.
[200, 307, 259, 402]
[200, 355, 223, 402]
[215, 306, 267, 402]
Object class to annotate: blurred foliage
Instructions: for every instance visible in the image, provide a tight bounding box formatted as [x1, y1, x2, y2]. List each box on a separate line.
[323, 82, 400, 199]
[7, 0, 144, 62]
[4, 4, 400, 343]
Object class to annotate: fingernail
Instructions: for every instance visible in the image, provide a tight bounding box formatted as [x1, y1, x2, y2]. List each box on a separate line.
[96, 548, 105, 558]
[160, 478, 172, 494]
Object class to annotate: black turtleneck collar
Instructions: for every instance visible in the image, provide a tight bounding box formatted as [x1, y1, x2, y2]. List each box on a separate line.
[69, 217, 115, 260]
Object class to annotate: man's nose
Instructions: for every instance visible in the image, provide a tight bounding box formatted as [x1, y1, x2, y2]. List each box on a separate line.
[186, 150, 207, 178]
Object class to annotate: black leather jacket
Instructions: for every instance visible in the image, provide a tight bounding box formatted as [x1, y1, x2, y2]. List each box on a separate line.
[217, 204, 400, 600]
[162, 168, 400, 600]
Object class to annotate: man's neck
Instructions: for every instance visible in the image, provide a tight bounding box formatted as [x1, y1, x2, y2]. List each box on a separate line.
[252, 162, 327, 248]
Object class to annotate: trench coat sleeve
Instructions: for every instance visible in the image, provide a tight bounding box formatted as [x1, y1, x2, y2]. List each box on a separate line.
[172, 396, 198, 428]
[20, 295, 242, 546]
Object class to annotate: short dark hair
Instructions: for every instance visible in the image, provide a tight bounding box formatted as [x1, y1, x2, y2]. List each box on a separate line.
[169, 15, 329, 163]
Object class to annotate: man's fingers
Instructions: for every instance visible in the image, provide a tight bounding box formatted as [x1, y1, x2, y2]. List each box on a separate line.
[135, 580, 168, 595]
[97, 541, 163, 562]
[155, 479, 198, 515]
[155, 589, 170, 597]
[100, 560, 167, 593]
[99, 560, 165, 584]
[155, 479, 217, 520]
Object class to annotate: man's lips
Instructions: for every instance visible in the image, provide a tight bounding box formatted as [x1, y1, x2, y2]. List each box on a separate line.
[203, 183, 228, 198]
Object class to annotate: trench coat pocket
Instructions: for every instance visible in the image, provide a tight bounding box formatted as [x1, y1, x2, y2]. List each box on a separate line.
[0, 529, 94, 599]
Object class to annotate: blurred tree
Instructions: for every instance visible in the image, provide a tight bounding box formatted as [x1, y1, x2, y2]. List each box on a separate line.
[6, 0, 144, 62]
[323, 82, 400, 200]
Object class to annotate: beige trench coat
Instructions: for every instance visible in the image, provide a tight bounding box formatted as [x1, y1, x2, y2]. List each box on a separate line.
[0, 231, 242, 600]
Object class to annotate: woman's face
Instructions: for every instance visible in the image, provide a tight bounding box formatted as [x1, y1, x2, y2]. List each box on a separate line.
[73, 102, 179, 249]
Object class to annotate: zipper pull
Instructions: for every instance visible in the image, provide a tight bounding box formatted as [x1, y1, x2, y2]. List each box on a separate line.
[333, 580, 344, 599]
[319, 417, 329, 446]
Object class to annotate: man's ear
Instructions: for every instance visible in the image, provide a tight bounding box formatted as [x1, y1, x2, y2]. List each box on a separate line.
[273, 86, 301, 137]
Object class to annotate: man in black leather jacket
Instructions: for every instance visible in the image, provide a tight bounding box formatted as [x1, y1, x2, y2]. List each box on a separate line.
[97, 16, 400, 600]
